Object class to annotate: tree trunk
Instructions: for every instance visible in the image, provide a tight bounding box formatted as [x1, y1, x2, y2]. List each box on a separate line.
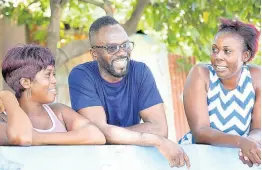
[56, 39, 91, 68]
[122, 0, 151, 35]
[25, 24, 31, 43]
[47, 0, 62, 56]
[50, 0, 150, 68]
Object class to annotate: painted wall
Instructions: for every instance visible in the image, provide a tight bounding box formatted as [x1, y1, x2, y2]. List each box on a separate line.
[0, 145, 259, 170]
[0, 17, 26, 91]
[130, 33, 176, 141]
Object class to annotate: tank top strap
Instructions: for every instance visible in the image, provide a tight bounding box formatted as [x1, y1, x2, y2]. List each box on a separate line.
[43, 104, 67, 132]
[33, 104, 55, 132]
[34, 104, 67, 133]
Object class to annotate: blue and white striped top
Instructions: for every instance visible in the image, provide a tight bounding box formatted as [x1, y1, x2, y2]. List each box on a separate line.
[179, 65, 255, 144]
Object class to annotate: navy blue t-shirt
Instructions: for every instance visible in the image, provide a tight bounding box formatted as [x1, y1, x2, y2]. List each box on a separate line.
[68, 60, 163, 127]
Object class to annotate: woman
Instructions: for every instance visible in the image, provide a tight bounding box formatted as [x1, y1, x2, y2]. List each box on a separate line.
[1, 44, 106, 145]
[179, 18, 261, 167]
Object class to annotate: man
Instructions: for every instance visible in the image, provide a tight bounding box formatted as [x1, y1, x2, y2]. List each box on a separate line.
[68, 16, 190, 168]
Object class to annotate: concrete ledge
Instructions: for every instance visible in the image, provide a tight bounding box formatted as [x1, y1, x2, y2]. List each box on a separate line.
[0, 144, 260, 170]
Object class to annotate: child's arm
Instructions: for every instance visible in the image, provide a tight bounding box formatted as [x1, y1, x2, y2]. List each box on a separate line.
[0, 91, 32, 146]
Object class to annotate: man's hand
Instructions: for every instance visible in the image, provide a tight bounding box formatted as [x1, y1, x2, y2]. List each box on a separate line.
[238, 137, 261, 167]
[156, 138, 190, 168]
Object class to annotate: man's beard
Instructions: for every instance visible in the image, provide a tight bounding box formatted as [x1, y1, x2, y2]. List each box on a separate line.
[97, 55, 130, 78]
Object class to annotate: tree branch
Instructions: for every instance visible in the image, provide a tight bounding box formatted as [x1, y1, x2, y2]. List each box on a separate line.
[47, 0, 68, 56]
[79, 0, 104, 8]
[80, 0, 113, 16]
[60, 0, 69, 6]
[103, 0, 113, 16]
[26, 0, 39, 8]
[47, 0, 60, 55]
[56, 39, 91, 68]
[122, 0, 150, 35]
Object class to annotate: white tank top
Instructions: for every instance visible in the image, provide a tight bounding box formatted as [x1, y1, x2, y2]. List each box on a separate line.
[33, 104, 67, 133]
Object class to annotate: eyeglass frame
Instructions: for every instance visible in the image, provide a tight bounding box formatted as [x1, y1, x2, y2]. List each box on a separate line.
[91, 41, 135, 55]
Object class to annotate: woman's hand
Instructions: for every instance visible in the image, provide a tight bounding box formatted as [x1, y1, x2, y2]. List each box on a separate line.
[238, 136, 261, 167]
[0, 99, 7, 122]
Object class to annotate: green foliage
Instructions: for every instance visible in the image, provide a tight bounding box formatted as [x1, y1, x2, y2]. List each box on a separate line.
[1, 0, 260, 64]
[62, 0, 100, 32]
[1, 0, 50, 42]
[139, 0, 261, 62]
[1, 0, 50, 25]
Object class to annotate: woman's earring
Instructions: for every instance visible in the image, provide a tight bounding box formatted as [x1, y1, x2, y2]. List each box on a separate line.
[245, 51, 251, 62]
[26, 88, 32, 99]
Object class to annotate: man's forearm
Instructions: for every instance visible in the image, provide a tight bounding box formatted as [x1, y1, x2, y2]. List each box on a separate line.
[126, 122, 168, 137]
[98, 124, 164, 147]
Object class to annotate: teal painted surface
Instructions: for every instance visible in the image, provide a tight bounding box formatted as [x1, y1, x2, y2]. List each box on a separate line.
[0, 144, 260, 170]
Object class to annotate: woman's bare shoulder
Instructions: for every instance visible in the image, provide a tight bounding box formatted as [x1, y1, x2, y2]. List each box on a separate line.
[248, 64, 261, 90]
[248, 64, 261, 76]
[48, 103, 67, 118]
[191, 63, 209, 74]
[49, 103, 68, 110]
[49, 103, 76, 115]
[188, 63, 210, 83]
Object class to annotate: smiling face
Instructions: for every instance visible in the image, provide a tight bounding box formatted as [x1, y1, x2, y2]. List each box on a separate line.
[210, 32, 249, 80]
[29, 65, 57, 104]
[91, 24, 131, 79]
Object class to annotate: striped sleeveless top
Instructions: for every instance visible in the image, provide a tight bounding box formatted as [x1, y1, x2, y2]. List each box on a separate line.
[179, 65, 255, 144]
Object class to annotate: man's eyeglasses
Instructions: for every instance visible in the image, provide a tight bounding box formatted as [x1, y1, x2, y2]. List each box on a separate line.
[92, 41, 134, 55]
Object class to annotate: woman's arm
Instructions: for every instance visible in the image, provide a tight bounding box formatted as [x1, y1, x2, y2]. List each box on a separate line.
[184, 64, 243, 146]
[238, 66, 261, 167]
[32, 103, 106, 145]
[184, 64, 260, 166]
[248, 65, 261, 143]
[0, 91, 32, 146]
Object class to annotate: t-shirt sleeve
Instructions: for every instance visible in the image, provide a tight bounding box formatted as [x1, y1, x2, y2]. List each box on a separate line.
[138, 64, 163, 111]
[68, 67, 102, 111]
